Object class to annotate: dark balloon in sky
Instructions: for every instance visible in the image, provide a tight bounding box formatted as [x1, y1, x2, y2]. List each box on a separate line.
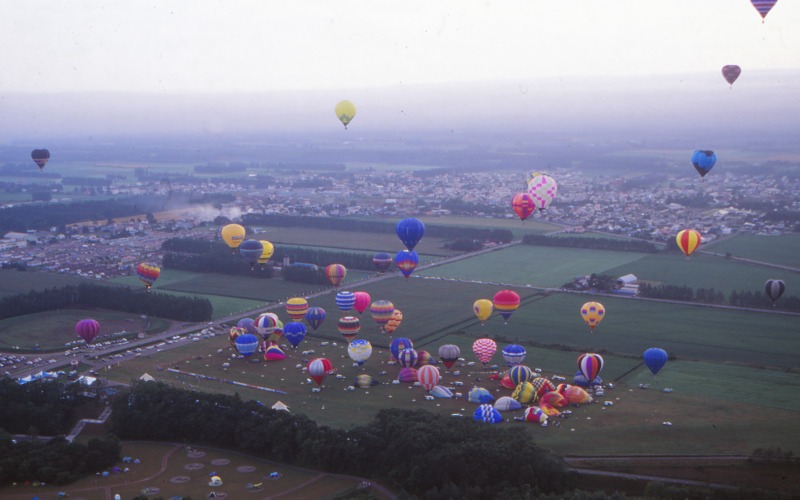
[31, 148, 50, 170]
[721, 65, 741, 88]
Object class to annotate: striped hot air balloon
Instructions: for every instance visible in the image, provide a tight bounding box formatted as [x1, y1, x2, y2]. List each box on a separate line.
[384, 309, 403, 335]
[472, 338, 497, 366]
[325, 263, 347, 287]
[369, 300, 395, 331]
[337, 316, 361, 342]
[335, 291, 356, 312]
[307, 357, 335, 386]
[285, 297, 309, 321]
[751, 0, 778, 21]
[438, 344, 461, 370]
[492, 290, 520, 323]
[577, 353, 604, 384]
[417, 365, 440, 392]
[304, 307, 326, 331]
[676, 229, 701, 257]
[136, 262, 161, 289]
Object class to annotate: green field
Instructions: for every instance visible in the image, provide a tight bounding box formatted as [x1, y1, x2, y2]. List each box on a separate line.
[259, 226, 455, 256]
[419, 244, 650, 287]
[706, 233, 800, 269]
[0, 269, 96, 298]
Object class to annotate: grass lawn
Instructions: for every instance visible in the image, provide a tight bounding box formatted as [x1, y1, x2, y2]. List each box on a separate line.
[0, 269, 96, 299]
[705, 233, 800, 269]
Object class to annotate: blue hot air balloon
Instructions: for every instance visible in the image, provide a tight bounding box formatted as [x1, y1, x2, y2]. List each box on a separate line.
[691, 150, 717, 178]
[283, 322, 307, 348]
[390, 337, 414, 361]
[502, 344, 526, 366]
[304, 307, 326, 331]
[396, 218, 425, 251]
[335, 291, 356, 312]
[235, 333, 259, 357]
[372, 252, 393, 272]
[643, 348, 668, 376]
[394, 250, 419, 279]
[239, 239, 264, 270]
[473, 404, 503, 424]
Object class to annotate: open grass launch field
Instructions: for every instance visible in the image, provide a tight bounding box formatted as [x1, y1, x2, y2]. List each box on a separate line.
[705, 233, 800, 269]
[419, 244, 651, 287]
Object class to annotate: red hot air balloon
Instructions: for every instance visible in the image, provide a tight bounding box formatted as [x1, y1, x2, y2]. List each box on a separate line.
[417, 365, 440, 392]
[721, 65, 741, 88]
[75, 319, 100, 344]
[511, 192, 535, 221]
[472, 338, 497, 367]
[492, 290, 520, 323]
[353, 291, 371, 314]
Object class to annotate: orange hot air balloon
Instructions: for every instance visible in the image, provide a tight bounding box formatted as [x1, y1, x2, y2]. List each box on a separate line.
[511, 192, 535, 221]
[676, 229, 701, 257]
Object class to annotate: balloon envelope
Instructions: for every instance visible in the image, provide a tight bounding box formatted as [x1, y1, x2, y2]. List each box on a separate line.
[239, 240, 264, 268]
[676, 229, 702, 257]
[577, 353, 604, 383]
[335, 100, 357, 128]
[473, 299, 493, 324]
[31, 148, 51, 170]
[512, 192, 535, 221]
[397, 367, 418, 383]
[643, 348, 668, 375]
[353, 291, 371, 314]
[372, 252, 393, 272]
[286, 297, 309, 321]
[396, 218, 425, 251]
[417, 365, 440, 391]
[221, 224, 246, 250]
[751, 0, 778, 20]
[492, 290, 520, 322]
[307, 357, 335, 385]
[390, 337, 414, 361]
[237, 318, 256, 335]
[468, 387, 495, 404]
[283, 322, 307, 348]
[527, 173, 558, 211]
[335, 291, 356, 312]
[369, 300, 395, 329]
[473, 404, 503, 424]
[324, 264, 347, 287]
[722, 65, 741, 87]
[691, 150, 717, 178]
[580, 301, 605, 330]
[258, 240, 274, 266]
[472, 338, 497, 366]
[397, 348, 418, 368]
[502, 344, 526, 366]
[348, 339, 373, 365]
[304, 307, 326, 331]
[384, 309, 403, 335]
[494, 396, 522, 412]
[235, 333, 259, 357]
[430, 385, 453, 398]
[394, 250, 419, 279]
[338, 316, 361, 341]
[765, 279, 785, 304]
[508, 364, 533, 386]
[75, 318, 100, 344]
[263, 343, 286, 361]
[136, 262, 160, 289]
[438, 344, 460, 370]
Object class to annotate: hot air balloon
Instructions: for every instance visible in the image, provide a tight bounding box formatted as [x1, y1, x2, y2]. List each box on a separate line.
[398, 367, 418, 383]
[676, 229, 702, 257]
[512, 192, 536, 221]
[572, 370, 603, 388]
[75, 319, 100, 344]
[577, 353, 604, 383]
[765, 279, 785, 305]
[722, 65, 741, 88]
[257, 240, 274, 269]
[397, 348, 418, 368]
[394, 250, 419, 279]
[384, 309, 403, 335]
[304, 307, 326, 331]
[285, 297, 309, 321]
[502, 344, 526, 366]
[390, 337, 414, 361]
[527, 173, 558, 211]
[415, 350, 434, 367]
[540, 391, 568, 408]
[135, 262, 160, 290]
[438, 344, 461, 370]
[355, 374, 377, 388]
[229, 326, 245, 347]
[430, 385, 453, 398]
[494, 396, 523, 412]
[643, 348, 668, 376]
[221, 224, 246, 252]
[283, 322, 307, 349]
[353, 291, 371, 314]
[237, 318, 256, 335]
[523, 406, 548, 424]
[751, 0, 778, 21]
[335, 100, 357, 129]
[580, 301, 605, 331]
[492, 290, 520, 323]
[562, 385, 593, 404]
[691, 150, 716, 178]
[512, 381, 537, 404]
[531, 377, 556, 397]
[508, 365, 533, 387]
[239, 240, 264, 270]
[396, 218, 425, 251]
[255, 313, 281, 337]
[263, 343, 286, 361]
[338, 316, 361, 341]
[335, 291, 356, 312]
[307, 357, 335, 385]
[31, 149, 50, 171]
[473, 299, 493, 324]
[417, 365, 440, 392]
[235, 333, 259, 357]
[472, 338, 497, 367]
[324, 263, 347, 288]
[473, 404, 503, 424]
[347, 339, 372, 365]
[369, 300, 395, 331]
[468, 387, 495, 404]
[372, 252, 393, 272]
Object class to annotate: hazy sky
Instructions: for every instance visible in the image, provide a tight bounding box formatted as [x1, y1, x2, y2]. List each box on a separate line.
[2, 0, 798, 93]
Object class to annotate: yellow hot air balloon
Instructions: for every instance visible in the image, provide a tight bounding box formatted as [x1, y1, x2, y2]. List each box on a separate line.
[221, 224, 246, 252]
[580, 301, 605, 331]
[258, 240, 274, 268]
[335, 100, 357, 129]
[473, 299, 493, 325]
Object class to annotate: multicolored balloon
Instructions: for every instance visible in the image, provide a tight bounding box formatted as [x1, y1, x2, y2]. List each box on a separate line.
[765, 279, 785, 305]
[438, 344, 461, 370]
[676, 229, 701, 257]
[255, 313, 281, 337]
[384, 309, 403, 335]
[492, 290, 520, 323]
[472, 338, 497, 366]
[691, 150, 716, 178]
[512, 381, 537, 404]
[335, 291, 356, 312]
[508, 365, 533, 386]
[136, 262, 160, 289]
[523, 406, 547, 424]
[372, 252, 393, 272]
[751, 0, 778, 21]
[307, 357, 335, 385]
[221, 224, 246, 252]
[473, 299, 493, 324]
[577, 353, 604, 383]
[494, 396, 522, 412]
[369, 300, 395, 331]
[398, 367, 417, 383]
[721, 65, 741, 88]
[512, 192, 536, 221]
[304, 307, 326, 331]
[353, 291, 371, 314]
[390, 337, 414, 361]
[228, 326, 244, 347]
[580, 301, 605, 331]
[263, 343, 286, 362]
[324, 264, 347, 288]
[75, 318, 100, 344]
[397, 348, 418, 369]
[502, 344, 526, 366]
[527, 173, 558, 211]
[643, 348, 668, 376]
[396, 218, 425, 251]
[338, 316, 361, 341]
[285, 297, 309, 321]
[347, 339, 372, 365]
[394, 250, 419, 279]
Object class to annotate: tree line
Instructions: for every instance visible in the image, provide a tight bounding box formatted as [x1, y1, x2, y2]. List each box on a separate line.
[522, 234, 659, 253]
[0, 282, 212, 322]
[111, 381, 572, 498]
[240, 213, 514, 243]
[638, 283, 800, 311]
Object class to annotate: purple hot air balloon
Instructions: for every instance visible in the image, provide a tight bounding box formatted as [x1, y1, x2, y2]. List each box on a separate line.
[75, 319, 100, 344]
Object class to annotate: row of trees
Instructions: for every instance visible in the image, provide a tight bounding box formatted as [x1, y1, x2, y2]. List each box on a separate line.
[637, 283, 800, 311]
[240, 213, 514, 243]
[0, 378, 84, 436]
[522, 234, 659, 253]
[0, 283, 212, 322]
[112, 381, 572, 498]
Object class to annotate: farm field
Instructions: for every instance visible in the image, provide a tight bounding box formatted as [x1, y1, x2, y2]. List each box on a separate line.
[603, 251, 797, 296]
[418, 244, 650, 287]
[705, 233, 800, 269]
[0, 269, 97, 299]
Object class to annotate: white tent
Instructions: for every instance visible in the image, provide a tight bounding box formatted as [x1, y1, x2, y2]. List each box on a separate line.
[139, 373, 155, 382]
[271, 401, 290, 412]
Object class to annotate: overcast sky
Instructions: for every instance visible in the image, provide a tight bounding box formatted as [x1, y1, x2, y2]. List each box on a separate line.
[1, 1, 798, 140]
[2, 0, 797, 93]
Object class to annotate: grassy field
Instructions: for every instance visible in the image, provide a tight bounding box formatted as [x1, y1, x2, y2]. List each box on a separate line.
[705, 233, 800, 268]
[419, 244, 650, 287]
[0, 269, 96, 298]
